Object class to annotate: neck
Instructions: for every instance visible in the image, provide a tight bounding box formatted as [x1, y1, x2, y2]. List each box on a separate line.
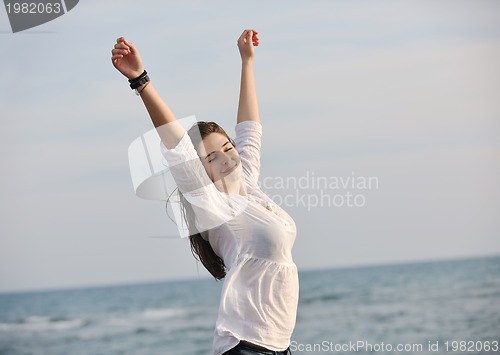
[216, 179, 247, 196]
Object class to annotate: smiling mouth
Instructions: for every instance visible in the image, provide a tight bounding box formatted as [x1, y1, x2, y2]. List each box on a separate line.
[222, 162, 238, 174]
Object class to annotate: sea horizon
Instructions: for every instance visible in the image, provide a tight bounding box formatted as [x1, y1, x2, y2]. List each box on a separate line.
[2, 252, 499, 296]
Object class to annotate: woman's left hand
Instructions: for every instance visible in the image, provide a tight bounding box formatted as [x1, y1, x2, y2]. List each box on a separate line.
[237, 29, 259, 63]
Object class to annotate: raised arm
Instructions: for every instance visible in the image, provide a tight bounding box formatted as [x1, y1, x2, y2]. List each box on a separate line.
[111, 37, 184, 149]
[237, 30, 260, 124]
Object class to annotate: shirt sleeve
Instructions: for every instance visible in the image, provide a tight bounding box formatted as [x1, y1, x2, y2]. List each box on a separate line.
[234, 121, 263, 188]
[161, 132, 247, 233]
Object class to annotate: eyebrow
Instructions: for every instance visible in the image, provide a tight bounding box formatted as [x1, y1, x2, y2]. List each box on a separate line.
[205, 141, 232, 160]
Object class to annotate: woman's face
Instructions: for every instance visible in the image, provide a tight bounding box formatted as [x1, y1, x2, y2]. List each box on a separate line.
[197, 133, 242, 191]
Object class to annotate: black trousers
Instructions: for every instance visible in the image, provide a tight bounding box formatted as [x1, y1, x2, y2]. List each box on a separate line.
[222, 341, 292, 355]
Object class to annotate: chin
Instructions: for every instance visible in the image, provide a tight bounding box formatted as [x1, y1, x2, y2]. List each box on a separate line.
[219, 165, 242, 184]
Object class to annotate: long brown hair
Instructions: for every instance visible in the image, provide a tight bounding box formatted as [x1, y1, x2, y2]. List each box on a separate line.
[176, 121, 235, 280]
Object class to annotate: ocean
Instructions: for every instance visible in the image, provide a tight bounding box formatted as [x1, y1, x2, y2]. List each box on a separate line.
[0, 255, 499, 355]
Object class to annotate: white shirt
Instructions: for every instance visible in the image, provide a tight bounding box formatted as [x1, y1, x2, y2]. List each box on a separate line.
[162, 121, 298, 355]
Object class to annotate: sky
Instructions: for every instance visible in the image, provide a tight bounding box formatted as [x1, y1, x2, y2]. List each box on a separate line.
[0, 0, 499, 293]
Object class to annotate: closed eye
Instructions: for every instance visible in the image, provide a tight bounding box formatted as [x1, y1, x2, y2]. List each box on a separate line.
[205, 141, 233, 163]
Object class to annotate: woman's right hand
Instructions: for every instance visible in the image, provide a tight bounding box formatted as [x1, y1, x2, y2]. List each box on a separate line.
[237, 29, 259, 64]
[111, 37, 144, 80]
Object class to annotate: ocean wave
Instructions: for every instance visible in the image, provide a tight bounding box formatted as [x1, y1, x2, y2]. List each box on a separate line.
[100, 307, 192, 330]
[141, 307, 187, 320]
[300, 292, 344, 305]
[78, 332, 105, 341]
[0, 316, 88, 332]
[169, 324, 214, 336]
[134, 327, 156, 334]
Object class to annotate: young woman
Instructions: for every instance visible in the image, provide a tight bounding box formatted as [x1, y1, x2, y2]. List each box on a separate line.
[111, 29, 298, 355]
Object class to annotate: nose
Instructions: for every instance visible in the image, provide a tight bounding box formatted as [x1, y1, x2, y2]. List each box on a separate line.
[221, 152, 232, 165]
